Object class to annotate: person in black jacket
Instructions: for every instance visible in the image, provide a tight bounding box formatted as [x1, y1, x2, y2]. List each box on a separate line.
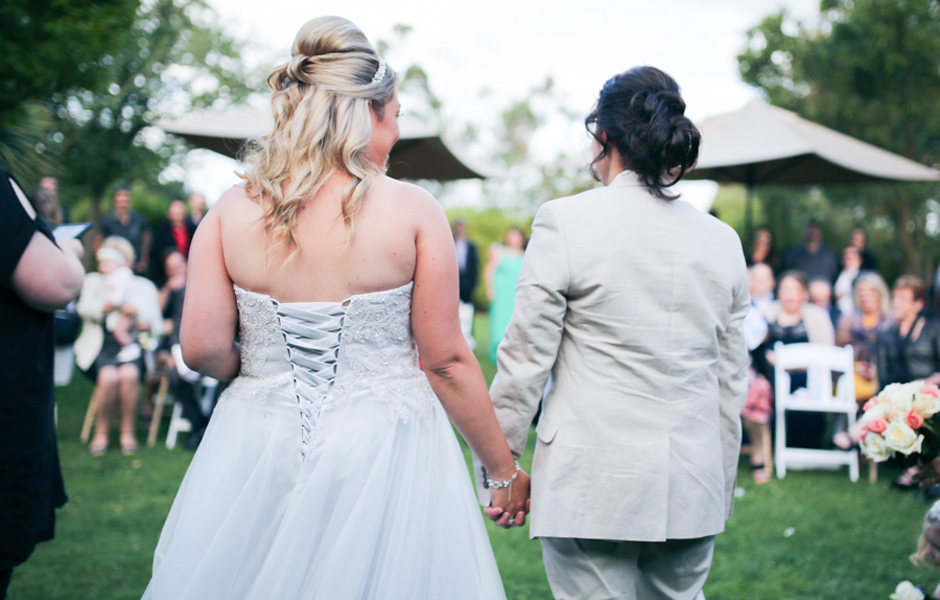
[453, 219, 478, 348]
[149, 200, 194, 287]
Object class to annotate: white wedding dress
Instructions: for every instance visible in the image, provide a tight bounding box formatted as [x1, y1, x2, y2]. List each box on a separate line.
[142, 282, 506, 599]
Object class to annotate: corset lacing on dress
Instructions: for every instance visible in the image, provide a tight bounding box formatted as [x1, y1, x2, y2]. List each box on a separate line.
[276, 301, 346, 458]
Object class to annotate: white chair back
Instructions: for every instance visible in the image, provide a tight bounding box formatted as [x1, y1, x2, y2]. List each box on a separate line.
[773, 342, 859, 482]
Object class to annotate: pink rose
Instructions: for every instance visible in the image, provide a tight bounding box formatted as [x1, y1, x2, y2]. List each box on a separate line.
[863, 398, 879, 411]
[907, 410, 926, 430]
[922, 385, 939, 397]
[867, 418, 888, 434]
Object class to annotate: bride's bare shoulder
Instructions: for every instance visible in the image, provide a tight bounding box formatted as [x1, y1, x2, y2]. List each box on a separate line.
[210, 184, 264, 221]
[371, 176, 442, 220]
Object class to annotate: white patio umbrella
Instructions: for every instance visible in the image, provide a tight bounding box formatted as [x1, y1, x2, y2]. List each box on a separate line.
[685, 99, 940, 239]
[157, 107, 493, 182]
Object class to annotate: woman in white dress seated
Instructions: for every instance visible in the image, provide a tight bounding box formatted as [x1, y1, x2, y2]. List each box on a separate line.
[141, 16, 529, 600]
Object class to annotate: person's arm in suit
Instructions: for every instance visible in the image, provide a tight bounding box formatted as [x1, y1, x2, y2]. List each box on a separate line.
[717, 253, 750, 518]
[489, 202, 569, 457]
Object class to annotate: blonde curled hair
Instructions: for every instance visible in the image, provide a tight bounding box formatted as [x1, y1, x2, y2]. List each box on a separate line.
[239, 16, 397, 263]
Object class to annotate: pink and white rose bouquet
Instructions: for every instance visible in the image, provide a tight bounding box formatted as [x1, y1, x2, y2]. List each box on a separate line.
[860, 381, 940, 463]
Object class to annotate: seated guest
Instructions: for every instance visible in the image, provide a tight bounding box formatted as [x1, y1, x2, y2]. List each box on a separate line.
[75, 237, 164, 456]
[836, 272, 892, 405]
[809, 278, 841, 328]
[783, 220, 839, 283]
[877, 276, 940, 388]
[157, 251, 210, 450]
[760, 271, 835, 448]
[749, 263, 776, 310]
[150, 200, 194, 287]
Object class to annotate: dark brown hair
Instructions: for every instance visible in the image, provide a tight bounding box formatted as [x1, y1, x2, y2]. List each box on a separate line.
[585, 66, 700, 199]
[894, 275, 926, 303]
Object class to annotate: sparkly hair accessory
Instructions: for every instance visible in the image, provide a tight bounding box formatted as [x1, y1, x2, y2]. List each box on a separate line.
[928, 500, 940, 522]
[372, 58, 387, 84]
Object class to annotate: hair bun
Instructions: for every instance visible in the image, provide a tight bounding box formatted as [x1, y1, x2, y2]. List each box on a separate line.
[586, 66, 700, 199]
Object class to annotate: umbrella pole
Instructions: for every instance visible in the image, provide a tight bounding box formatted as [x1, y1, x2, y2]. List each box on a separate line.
[745, 184, 754, 248]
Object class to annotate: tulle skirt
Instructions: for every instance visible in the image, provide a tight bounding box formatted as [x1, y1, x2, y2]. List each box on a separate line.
[142, 376, 506, 600]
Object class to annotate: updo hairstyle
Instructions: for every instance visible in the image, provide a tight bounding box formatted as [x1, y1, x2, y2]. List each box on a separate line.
[585, 66, 700, 199]
[240, 16, 397, 261]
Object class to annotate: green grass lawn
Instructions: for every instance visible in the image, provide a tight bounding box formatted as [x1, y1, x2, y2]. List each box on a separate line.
[7, 314, 937, 599]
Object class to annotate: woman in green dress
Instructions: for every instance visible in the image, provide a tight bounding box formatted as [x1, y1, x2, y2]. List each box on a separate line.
[485, 227, 526, 363]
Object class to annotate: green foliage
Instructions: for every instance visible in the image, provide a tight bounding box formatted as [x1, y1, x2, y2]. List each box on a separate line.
[738, 0, 940, 275]
[0, 0, 139, 124]
[42, 0, 257, 223]
[0, 102, 55, 185]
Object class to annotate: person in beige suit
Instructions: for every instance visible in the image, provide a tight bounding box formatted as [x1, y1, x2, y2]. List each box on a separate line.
[484, 67, 750, 599]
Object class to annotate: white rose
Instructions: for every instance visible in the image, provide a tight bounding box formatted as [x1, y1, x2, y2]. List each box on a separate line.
[861, 404, 887, 424]
[883, 422, 924, 456]
[880, 383, 905, 401]
[913, 392, 940, 418]
[862, 433, 891, 462]
[889, 387, 915, 412]
[891, 580, 925, 600]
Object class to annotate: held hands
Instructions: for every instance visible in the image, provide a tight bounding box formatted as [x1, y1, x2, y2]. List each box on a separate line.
[484, 468, 531, 529]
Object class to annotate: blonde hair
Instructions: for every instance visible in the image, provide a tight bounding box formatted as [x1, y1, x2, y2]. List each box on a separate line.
[99, 236, 136, 266]
[854, 272, 891, 316]
[239, 16, 397, 263]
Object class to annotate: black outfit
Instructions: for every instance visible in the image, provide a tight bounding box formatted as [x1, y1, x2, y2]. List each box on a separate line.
[876, 316, 940, 388]
[99, 210, 149, 268]
[162, 286, 209, 443]
[859, 248, 878, 272]
[149, 220, 194, 287]
[456, 238, 478, 304]
[783, 243, 840, 283]
[765, 319, 825, 449]
[746, 251, 783, 277]
[0, 170, 67, 598]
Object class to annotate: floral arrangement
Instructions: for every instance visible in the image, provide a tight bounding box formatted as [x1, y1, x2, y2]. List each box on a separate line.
[890, 581, 925, 600]
[860, 381, 940, 463]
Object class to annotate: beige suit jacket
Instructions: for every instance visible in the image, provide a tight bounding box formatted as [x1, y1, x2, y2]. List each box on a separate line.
[486, 173, 750, 542]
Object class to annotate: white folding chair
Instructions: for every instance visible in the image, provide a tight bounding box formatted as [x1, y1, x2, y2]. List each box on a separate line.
[774, 342, 859, 482]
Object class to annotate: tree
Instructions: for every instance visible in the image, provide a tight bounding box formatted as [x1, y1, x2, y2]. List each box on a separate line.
[46, 0, 258, 225]
[738, 0, 940, 276]
[0, 0, 139, 181]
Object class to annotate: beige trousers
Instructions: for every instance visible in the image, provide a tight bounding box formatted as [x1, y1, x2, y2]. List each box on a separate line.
[540, 536, 715, 600]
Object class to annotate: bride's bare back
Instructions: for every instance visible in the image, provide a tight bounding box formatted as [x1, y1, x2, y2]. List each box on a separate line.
[219, 174, 421, 303]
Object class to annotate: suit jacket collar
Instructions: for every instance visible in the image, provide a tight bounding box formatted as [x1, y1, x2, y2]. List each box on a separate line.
[608, 170, 645, 188]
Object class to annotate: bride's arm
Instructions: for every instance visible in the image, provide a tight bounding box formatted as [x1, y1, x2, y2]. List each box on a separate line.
[179, 200, 240, 380]
[409, 191, 529, 524]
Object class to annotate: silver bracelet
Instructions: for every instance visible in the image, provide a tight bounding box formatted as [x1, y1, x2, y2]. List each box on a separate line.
[483, 460, 520, 490]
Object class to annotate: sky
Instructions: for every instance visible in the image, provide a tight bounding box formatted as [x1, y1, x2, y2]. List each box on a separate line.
[181, 0, 822, 208]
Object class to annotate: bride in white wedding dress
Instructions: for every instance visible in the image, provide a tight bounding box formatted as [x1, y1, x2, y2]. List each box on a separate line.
[141, 16, 529, 600]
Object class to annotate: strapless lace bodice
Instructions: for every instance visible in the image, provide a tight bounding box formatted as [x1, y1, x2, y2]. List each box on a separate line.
[223, 282, 435, 456]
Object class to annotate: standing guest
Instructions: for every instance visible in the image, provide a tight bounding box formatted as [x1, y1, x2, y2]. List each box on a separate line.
[150, 200, 195, 287]
[485, 227, 525, 364]
[487, 66, 749, 600]
[36, 176, 68, 224]
[850, 227, 878, 271]
[761, 271, 835, 449]
[0, 168, 84, 600]
[75, 236, 164, 456]
[453, 218, 479, 349]
[835, 273, 892, 408]
[783, 220, 839, 283]
[749, 262, 776, 310]
[186, 193, 207, 229]
[97, 187, 151, 275]
[809, 278, 841, 328]
[747, 226, 782, 275]
[834, 245, 863, 317]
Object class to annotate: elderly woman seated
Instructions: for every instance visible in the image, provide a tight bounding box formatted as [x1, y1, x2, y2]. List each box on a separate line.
[75, 236, 163, 456]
